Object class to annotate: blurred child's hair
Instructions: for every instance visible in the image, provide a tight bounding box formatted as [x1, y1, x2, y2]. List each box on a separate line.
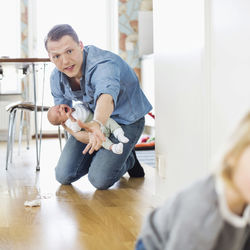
[217, 111, 250, 187]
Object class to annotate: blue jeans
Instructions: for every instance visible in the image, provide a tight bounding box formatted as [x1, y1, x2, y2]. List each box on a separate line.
[135, 239, 146, 250]
[55, 117, 145, 189]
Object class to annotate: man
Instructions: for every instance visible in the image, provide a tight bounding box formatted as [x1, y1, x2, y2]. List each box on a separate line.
[45, 24, 152, 189]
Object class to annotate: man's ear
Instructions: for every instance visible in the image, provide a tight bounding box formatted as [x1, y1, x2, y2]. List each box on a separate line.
[79, 41, 84, 51]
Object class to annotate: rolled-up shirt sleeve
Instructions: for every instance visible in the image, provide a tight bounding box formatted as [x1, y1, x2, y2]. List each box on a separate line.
[90, 61, 121, 108]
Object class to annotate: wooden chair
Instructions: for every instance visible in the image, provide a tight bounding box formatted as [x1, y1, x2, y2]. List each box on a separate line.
[5, 101, 50, 170]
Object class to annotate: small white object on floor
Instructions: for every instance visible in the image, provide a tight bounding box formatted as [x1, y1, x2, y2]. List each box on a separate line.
[39, 193, 52, 199]
[24, 199, 41, 207]
[24, 192, 53, 207]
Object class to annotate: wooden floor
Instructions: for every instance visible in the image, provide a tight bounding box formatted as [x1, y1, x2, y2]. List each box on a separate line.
[0, 138, 167, 250]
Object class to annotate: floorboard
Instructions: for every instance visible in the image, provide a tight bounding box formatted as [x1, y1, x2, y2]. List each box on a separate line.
[0, 139, 167, 250]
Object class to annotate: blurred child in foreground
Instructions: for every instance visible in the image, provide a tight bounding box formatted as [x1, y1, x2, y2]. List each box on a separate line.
[136, 111, 250, 250]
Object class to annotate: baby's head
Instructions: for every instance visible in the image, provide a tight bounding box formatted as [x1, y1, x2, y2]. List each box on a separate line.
[47, 104, 70, 125]
[218, 111, 250, 203]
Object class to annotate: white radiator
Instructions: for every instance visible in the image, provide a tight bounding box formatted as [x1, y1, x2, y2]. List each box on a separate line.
[0, 100, 10, 130]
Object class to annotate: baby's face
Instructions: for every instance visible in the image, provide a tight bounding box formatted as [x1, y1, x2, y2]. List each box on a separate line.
[50, 104, 71, 124]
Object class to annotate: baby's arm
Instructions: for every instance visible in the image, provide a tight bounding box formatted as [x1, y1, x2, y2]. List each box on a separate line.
[65, 116, 81, 133]
[68, 112, 76, 122]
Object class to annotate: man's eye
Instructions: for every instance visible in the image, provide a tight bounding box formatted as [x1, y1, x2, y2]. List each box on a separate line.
[53, 55, 60, 59]
[67, 50, 72, 54]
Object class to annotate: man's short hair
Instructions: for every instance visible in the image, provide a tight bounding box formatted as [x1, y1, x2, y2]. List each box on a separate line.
[44, 24, 79, 51]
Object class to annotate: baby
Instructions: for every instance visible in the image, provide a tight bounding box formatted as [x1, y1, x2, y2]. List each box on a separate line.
[47, 103, 129, 154]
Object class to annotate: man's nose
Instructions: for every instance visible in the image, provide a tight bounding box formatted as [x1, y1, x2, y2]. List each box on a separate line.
[61, 54, 69, 65]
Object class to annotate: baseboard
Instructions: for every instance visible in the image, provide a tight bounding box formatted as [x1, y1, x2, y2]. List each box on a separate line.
[0, 129, 65, 141]
[31, 133, 65, 139]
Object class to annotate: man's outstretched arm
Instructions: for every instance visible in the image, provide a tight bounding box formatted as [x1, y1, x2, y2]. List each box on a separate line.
[79, 94, 114, 154]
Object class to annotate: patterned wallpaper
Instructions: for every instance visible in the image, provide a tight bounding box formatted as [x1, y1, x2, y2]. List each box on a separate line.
[118, 0, 152, 81]
[21, 0, 28, 58]
[20, 0, 29, 127]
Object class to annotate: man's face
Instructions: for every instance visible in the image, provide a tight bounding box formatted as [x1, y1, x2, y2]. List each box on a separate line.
[47, 35, 84, 79]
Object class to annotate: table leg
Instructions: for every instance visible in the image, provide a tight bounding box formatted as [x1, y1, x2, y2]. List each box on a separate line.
[32, 63, 40, 171]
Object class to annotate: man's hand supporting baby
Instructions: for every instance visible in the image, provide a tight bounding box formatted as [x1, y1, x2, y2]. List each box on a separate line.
[79, 94, 114, 155]
[60, 94, 114, 155]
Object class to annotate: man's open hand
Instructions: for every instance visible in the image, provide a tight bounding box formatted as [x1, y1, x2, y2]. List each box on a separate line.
[78, 120, 106, 154]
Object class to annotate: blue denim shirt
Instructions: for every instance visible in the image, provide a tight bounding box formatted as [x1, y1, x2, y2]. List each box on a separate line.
[50, 45, 152, 125]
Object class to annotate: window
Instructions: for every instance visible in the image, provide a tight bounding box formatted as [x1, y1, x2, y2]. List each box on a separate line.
[35, 0, 118, 57]
[0, 0, 21, 94]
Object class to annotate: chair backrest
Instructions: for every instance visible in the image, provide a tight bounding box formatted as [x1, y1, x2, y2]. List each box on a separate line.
[6, 101, 50, 112]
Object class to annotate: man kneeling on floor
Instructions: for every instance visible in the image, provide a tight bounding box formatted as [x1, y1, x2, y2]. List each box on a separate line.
[45, 24, 152, 189]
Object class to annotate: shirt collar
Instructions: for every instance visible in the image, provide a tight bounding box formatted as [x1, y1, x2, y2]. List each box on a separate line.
[215, 175, 250, 228]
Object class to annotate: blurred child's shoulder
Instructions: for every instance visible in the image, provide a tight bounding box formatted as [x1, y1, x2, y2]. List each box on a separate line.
[172, 174, 218, 217]
[186, 174, 215, 194]
[165, 175, 217, 215]
[178, 174, 216, 202]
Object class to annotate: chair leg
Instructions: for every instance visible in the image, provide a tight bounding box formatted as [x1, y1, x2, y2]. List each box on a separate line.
[6, 111, 13, 170]
[58, 126, 62, 152]
[64, 129, 69, 141]
[26, 112, 30, 150]
[18, 110, 24, 155]
[10, 110, 17, 164]
[6, 109, 16, 170]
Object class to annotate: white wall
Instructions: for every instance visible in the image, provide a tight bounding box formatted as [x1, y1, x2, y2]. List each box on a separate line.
[210, 0, 250, 156]
[154, 0, 250, 196]
[154, 0, 208, 195]
[141, 54, 155, 128]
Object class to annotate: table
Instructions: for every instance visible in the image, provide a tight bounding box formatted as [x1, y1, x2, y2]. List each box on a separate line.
[0, 58, 50, 170]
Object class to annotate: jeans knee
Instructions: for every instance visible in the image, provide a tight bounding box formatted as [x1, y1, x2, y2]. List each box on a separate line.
[88, 174, 114, 190]
[55, 168, 72, 185]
